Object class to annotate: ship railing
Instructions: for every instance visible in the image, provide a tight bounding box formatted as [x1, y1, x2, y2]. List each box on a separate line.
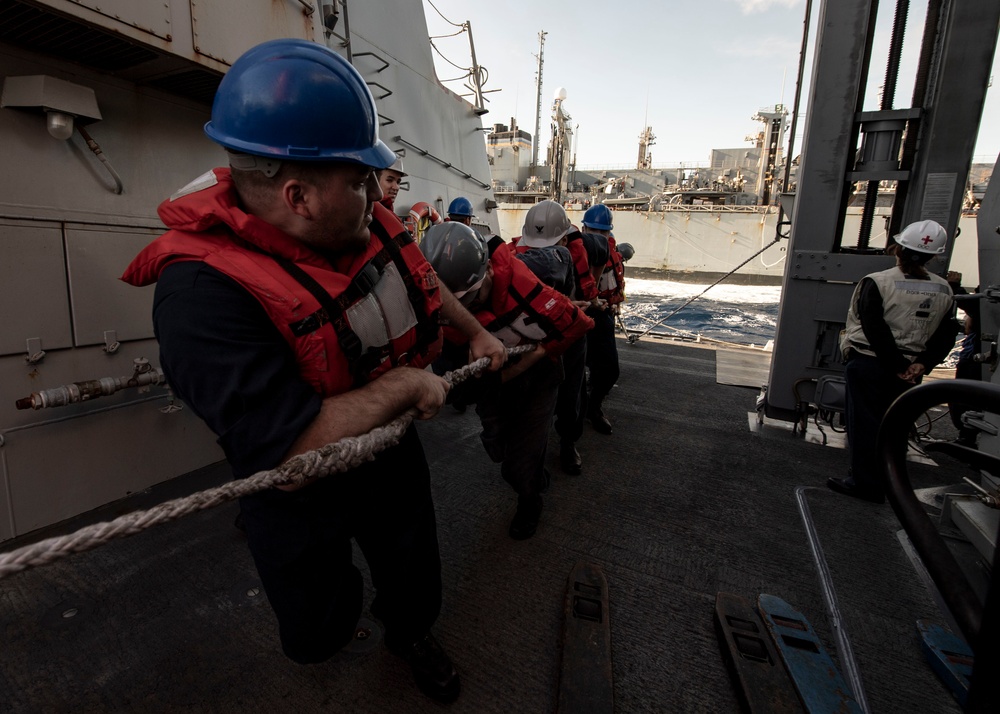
[649, 204, 778, 214]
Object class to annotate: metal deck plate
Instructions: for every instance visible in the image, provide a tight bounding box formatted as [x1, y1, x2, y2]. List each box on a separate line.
[557, 562, 613, 714]
[714, 592, 804, 713]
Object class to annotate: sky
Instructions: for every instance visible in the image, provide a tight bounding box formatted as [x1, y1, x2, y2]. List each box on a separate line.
[422, 0, 999, 169]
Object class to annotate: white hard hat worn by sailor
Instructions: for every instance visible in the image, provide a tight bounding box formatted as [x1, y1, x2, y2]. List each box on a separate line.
[894, 219, 947, 255]
[520, 200, 573, 248]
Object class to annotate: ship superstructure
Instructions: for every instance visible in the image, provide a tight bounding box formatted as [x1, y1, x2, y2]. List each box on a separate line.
[0, 0, 497, 540]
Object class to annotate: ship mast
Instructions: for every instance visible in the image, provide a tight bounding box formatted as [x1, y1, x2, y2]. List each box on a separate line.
[530, 30, 547, 175]
[549, 88, 572, 202]
[637, 126, 656, 170]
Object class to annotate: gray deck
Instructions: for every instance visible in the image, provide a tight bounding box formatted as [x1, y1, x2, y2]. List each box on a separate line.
[0, 338, 977, 713]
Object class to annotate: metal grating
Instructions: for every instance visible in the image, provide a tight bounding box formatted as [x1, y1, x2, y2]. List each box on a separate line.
[144, 69, 220, 107]
[0, 0, 222, 105]
[0, 1, 159, 71]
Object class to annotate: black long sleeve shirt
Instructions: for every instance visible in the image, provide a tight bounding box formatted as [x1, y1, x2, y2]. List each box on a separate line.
[153, 261, 322, 478]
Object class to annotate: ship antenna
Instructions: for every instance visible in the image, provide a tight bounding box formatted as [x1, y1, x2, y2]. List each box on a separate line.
[531, 30, 547, 175]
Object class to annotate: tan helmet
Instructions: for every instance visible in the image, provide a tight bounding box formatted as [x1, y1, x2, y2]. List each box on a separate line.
[520, 200, 572, 248]
[894, 219, 947, 255]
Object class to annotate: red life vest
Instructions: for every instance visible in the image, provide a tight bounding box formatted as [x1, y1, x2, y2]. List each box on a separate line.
[123, 168, 442, 397]
[598, 235, 626, 306]
[509, 233, 598, 301]
[471, 247, 592, 357]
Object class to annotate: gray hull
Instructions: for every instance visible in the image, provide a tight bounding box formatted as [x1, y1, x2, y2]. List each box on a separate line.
[499, 205, 981, 287]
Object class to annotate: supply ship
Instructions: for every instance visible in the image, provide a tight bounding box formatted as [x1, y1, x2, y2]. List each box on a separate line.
[488, 98, 987, 287]
[0, 1, 997, 712]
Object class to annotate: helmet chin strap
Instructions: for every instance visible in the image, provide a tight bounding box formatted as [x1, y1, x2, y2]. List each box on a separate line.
[899, 247, 934, 265]
[228, 151, 282, 178]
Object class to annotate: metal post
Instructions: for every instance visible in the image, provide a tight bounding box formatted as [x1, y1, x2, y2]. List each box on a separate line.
[465, 22, 487, 115]
[784, 0, 813, 193]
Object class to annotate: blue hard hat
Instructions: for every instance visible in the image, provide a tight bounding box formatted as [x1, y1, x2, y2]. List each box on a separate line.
[582, 204, 614, 231]
[447, 197, 475, 217]
[204, 39, 396, 168]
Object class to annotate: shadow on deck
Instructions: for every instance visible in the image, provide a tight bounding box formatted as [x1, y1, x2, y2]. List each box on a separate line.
[0, 339, 974, 713]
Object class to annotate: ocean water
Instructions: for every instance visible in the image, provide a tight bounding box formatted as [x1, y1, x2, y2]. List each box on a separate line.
[621, 277, 965, 367]
[621, 278, 781, 348]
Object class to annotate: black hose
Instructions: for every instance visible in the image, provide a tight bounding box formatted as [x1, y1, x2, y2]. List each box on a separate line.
[879, 380, 1000, 679]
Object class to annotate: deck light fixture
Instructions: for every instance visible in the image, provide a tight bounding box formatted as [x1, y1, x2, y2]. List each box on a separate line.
[1, 75, 102, 140]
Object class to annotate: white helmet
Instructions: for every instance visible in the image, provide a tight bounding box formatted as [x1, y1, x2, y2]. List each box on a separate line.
[894, 219, 947, 255]
[385, 155, 407, 176]
[520, 200, 572, 248]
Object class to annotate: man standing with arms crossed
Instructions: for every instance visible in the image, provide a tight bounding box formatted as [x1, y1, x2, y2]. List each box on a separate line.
[123, 39, 505, 704]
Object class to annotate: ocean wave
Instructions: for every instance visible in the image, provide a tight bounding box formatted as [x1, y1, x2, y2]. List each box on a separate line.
[625, 278, 782, 304]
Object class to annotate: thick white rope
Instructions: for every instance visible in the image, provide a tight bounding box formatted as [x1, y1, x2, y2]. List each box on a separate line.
[0, 347, 531, 579]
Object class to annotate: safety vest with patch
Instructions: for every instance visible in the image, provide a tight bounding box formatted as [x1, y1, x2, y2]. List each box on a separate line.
[597, 235, 626, 306]
[841, 267, 953, 360]
[443, 245, 592, 357]
[123, 168, 442, 397]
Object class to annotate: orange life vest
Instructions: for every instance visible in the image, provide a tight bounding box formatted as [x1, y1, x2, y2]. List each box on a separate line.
[123, 168, 442, 397]
[598, 235, 626, 306]
[472, 246, 593, 357]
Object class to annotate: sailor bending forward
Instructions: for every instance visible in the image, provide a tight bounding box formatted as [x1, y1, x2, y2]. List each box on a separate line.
[123, 39, 505, 704]
[420, 222, 594, 539]
[510, 200, 598, 476]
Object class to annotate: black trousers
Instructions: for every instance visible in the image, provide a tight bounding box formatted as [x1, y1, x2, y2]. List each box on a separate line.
[586, 307, 620, 408]
[238, 426, 442, 663]
[844, 354, 912, 490]
[949, 333, 982, 432]
[554, 336, 588, 445]
[477, 357, 563, 496]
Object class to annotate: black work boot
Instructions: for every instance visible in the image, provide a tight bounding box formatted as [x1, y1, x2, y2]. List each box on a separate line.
[509, 494, 543, 540]
[588, 406, 613, 434]
[560, 442, 582, 475]
[826, 476, 885, 504]
[389, 631, 461, 703]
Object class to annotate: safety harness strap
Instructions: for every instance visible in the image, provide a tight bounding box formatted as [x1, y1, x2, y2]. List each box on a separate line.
[488, 281, 563, 342]
[369, 218, 442, 354]
[275, 253, 392, 386]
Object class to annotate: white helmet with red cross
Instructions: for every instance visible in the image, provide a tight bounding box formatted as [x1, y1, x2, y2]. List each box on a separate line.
[894, 219, 947, 255]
